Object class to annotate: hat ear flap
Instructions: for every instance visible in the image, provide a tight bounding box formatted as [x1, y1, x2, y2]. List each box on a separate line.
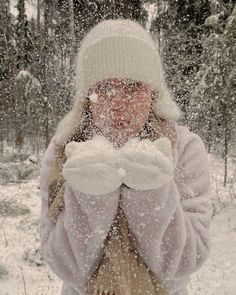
[53, 96, 86, 147]
[153, 86, 183, 121]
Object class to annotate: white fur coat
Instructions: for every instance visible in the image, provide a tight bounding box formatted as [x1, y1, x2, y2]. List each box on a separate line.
[39, 124, 213, 295]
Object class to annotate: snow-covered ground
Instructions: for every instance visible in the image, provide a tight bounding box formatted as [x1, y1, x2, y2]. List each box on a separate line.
[0, 150, 236, 295]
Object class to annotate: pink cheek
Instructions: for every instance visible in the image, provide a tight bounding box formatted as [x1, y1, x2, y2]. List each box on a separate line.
[131, 109, 148, 126]
[92, 108, 112, 128]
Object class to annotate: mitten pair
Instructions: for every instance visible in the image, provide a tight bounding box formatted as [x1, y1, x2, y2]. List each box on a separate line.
[62, 135, 174, 195]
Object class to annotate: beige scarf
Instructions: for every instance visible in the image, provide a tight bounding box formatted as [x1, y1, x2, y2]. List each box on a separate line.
[85, 198, 168, 295]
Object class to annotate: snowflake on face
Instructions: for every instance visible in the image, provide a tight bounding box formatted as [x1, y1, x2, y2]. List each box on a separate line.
[89, 92, 98, 103]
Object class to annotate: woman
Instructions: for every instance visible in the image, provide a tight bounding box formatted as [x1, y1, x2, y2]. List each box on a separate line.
[39, 19, 213, 295]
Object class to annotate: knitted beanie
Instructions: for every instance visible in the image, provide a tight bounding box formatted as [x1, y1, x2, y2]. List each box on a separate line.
[53, 19, 182, 146]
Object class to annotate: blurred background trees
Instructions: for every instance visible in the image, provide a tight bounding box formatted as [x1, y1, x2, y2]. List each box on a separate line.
[0, 0, 235, 183]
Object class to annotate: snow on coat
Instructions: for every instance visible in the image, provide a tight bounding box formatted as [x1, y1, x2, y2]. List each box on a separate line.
[39, 123, 213, 295]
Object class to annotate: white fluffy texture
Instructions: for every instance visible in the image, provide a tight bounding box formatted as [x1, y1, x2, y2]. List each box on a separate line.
[62, 135, 123, 195]
[88, 92, 98, 103]
[53, 110, 80, 147]
[61, 135, 174, 194]
[120, 137, 174, 190]
[40, 124, 214, 295]
[154, 89, 183, 122]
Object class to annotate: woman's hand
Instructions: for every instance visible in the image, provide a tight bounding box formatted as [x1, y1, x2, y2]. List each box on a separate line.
[62, 126, 176, 194]
[62, 135, 123, 195]
[120, 137, 174, 190]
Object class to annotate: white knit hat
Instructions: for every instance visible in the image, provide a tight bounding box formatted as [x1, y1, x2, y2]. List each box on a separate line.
[53, 19, 182, 146]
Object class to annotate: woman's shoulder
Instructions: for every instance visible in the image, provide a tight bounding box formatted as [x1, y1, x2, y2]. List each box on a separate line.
[174, 123, 207, 159]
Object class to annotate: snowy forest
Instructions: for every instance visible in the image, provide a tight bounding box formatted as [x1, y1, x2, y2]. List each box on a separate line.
[0, 0, 236, 294]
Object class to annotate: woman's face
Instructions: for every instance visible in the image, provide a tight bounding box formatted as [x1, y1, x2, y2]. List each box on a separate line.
[88, 78, 155, 145]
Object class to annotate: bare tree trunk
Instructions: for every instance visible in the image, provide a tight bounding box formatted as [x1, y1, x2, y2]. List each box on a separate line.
[45, 108, 50, 149]
[42, 0, 52, 148]
[18, 0, 26, 69]
[68, 0, 75, 50]
[56, 0, 76, 71]
[4, 0, 18, 147]
[7, 6, 14, 146]
[206, 106, 213, 153]
[223, 103, 229, 187]
[37, 0, 42, 47]
[37, 0, 41, 34]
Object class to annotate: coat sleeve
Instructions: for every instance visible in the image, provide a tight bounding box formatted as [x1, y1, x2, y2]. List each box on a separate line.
[39, 138, 120, 291]
[121, 127, 214, 282]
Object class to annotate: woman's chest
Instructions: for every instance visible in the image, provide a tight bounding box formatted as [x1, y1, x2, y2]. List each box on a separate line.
[85, 201, 168, 295]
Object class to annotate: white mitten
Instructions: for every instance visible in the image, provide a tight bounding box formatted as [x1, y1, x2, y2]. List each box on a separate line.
[120, 137, 174, 190]
[62, 135, 123, 195]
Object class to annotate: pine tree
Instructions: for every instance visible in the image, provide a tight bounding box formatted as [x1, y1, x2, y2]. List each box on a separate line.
[188, 2, 235, 185]
[0, 0, 17, 147]
[72, 0, 147, 45]
[150, 0, 211, 119]
[221, 5, 236, 185]
[15, 0, 27, 69]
